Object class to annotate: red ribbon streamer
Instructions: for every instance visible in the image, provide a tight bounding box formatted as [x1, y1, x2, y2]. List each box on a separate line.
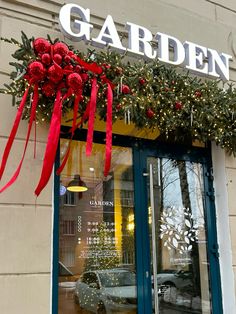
[86, 78, 98, 156]
[104, 83, 113, 177]
[34, 89, 62, 196]
[34, 118, 37, 159]
[0, 85, 39, 193]
[56, 93, 81, 175]
[0, 86, 30, 180]
[100, 75, 116, 90]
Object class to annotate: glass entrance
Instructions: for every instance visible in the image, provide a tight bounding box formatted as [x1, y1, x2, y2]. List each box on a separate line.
[56, 138, 221, 314]
[146, 157, 211, 314]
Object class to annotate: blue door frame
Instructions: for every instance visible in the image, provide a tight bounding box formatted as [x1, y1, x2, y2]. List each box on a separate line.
[52, 130, 223, 314]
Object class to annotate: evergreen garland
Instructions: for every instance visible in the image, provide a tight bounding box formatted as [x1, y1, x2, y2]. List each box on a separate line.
[1, 32, 236, 154]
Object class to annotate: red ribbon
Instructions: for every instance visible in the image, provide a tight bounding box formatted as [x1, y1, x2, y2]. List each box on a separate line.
[34, 89, 62, 196]
[104, 83, 113, 177]
[0, 85, 39, 193]
[86, 78, 98, 156]
[0, 86, 30, 180]
[75, 56, 103, 75]
[100, 75, 116, 90]
[56, 93, 81, 175]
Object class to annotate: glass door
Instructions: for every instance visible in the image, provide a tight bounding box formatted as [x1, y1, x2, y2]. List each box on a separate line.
[147, 157, 211, 314]
[132, 144, 222, 314]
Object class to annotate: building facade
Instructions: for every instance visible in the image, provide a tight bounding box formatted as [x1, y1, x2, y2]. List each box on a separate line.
[0, 1, 236, 314]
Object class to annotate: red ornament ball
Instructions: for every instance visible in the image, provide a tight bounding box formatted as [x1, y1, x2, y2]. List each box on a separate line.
[139, 78, 146, 85]
[175, 101, 183, 110]
[68, 51, 74, 57]
[42, 82, 56, 97]
[41, 53, 51, 66]
[122, 85, 131, 94]
[33, 38, 51, 54]
[53, 42, 69, 57]
[64, 55, 71, 64]
[48, 65, 64, 83]
[64, 64, 74, 72]
[53, 54, 62, 65]
[75, 65, 82, 73]
[67, 73, 83, 91]
[146, 108, 155, 119]
[81, 73, 89, 82]
[28, 61, 46, 82]
[116, 103, 122, 111]
[194, 90, 202, 98]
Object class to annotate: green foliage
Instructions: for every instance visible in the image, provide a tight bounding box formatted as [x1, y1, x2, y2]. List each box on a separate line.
[0, 32, 236, 154]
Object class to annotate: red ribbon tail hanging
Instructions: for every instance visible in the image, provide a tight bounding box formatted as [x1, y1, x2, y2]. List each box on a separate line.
[104, 83, 113, 177]
[74, 100, 90, 130]
[34, 89, 62, 196]
[34, 118, 37, 159]
[86, 78, 98, 156]
[0, 85, 39, 193]
[0, 87, 30, 180]
[56, 94, 81, 175]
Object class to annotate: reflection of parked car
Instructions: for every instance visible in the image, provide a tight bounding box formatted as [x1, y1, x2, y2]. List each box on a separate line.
[156, 270, 193, 294]
[74, 269, 137, 314]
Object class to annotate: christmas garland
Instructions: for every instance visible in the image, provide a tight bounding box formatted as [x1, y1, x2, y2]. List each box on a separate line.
[0, 32, 236, 196]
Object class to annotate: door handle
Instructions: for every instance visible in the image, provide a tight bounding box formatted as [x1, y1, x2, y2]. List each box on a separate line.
[149, 164, 159, 314]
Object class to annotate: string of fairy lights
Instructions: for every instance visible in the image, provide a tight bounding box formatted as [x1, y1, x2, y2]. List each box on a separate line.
[0, 32, 236, 154]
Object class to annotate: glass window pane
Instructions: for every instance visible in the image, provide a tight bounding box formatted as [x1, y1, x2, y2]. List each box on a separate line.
[58, 140, 137, 314]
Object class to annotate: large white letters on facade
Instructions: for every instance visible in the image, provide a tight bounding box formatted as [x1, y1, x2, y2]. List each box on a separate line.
[59, 3, 232, 81]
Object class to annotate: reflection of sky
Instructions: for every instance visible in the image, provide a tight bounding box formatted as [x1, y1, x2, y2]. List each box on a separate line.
[162, 159, 204, 224]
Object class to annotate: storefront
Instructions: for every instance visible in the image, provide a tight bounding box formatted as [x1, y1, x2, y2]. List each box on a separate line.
[56, 131, 222, 314]
[0, 1, 236, 314]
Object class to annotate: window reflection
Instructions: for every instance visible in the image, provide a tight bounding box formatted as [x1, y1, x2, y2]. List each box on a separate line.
[58, 140, 137, 314]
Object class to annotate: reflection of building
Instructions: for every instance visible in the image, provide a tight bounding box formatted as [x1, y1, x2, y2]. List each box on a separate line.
[59, 145, 135, 276]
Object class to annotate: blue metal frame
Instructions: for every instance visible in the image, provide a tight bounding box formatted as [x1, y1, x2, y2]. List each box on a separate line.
[133, 145, 153, 314]
[52, 128, 223, 314]
[202, 159, 223, 313]
[52, 147, 60, 314]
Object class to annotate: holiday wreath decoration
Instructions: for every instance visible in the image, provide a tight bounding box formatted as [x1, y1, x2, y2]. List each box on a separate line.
[0, 32, 236, 196]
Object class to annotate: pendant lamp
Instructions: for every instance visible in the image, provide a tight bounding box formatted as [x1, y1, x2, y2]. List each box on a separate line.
[67, 174, 88, 192]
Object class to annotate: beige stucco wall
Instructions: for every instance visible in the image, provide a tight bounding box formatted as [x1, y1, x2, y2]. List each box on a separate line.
[225, 155, 236, 294]
[0, 0, 236, 313]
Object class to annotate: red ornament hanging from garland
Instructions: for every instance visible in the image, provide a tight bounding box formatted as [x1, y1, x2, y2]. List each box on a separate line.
[33, 38, 51, 54]
[146, 108, 155, 119]
[175, 101, 183, 110]
[194, 90, 202, 98]
[122, 84, 131, 94]
[139, 78, 146, 85]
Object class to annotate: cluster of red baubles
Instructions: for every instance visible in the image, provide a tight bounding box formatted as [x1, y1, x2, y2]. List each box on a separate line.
[26, 38, 88, 97]
[27, 38, 203, 119]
